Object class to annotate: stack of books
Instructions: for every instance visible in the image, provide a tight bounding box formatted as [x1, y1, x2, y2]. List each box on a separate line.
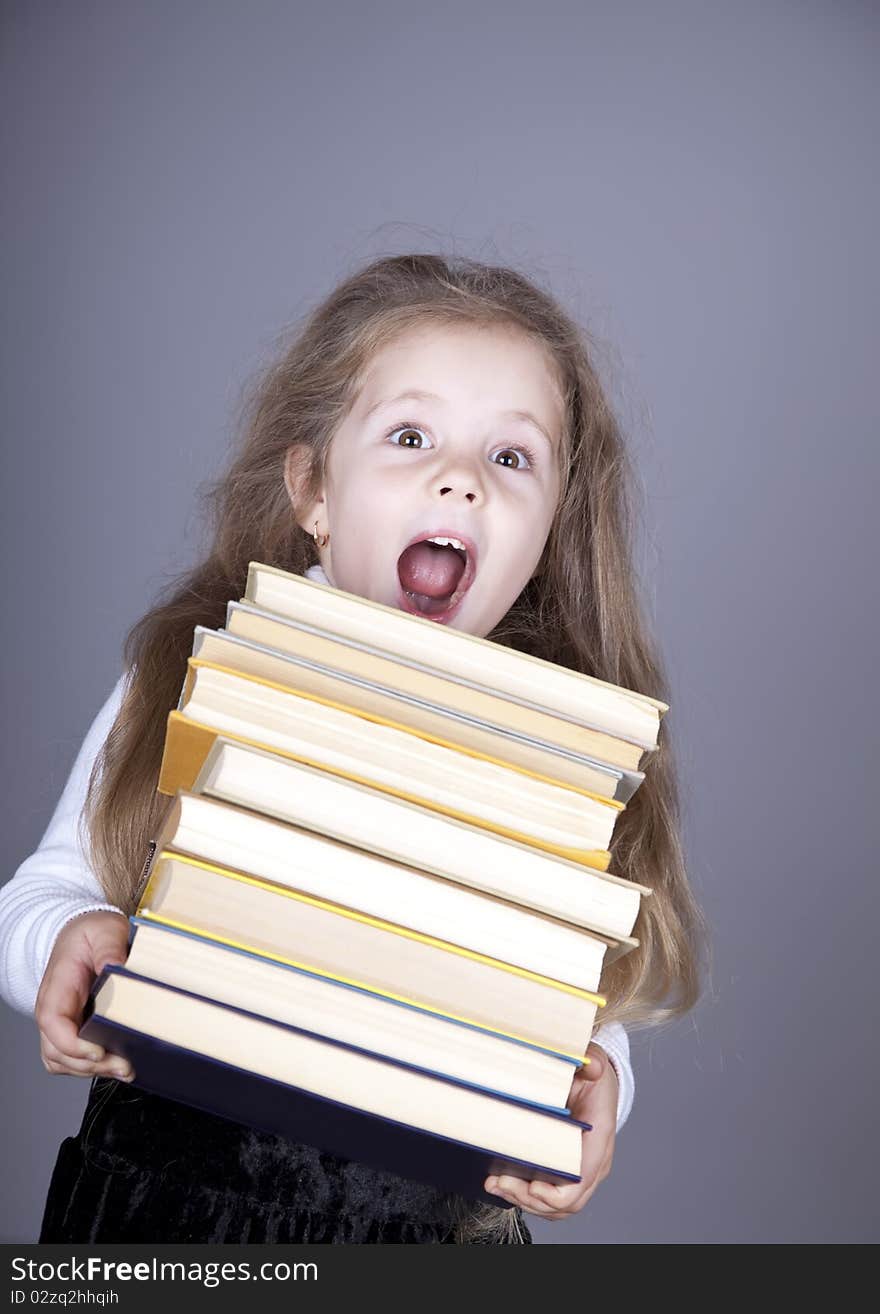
[80, 563, 667, 1204]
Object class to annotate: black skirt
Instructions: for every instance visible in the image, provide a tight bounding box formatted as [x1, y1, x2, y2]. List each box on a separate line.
[39, 1077, 533, 1244]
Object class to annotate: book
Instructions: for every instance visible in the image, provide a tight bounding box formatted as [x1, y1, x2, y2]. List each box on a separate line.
[81, 967, 592, 1205]
[137, 850, 605, 1058]
[189, 735, 647, 939]
[244, 562, 668, 729]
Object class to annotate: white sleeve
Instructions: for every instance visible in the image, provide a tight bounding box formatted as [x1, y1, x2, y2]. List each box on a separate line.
[0, 674, 129, 1017]
[592, 1021, 635, 1133]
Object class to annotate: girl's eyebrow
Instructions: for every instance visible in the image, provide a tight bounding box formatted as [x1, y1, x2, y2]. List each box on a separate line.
[362, 389, 555, 446]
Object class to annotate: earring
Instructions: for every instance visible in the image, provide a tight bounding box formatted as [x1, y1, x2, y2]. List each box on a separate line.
[313, 521, 330, 548]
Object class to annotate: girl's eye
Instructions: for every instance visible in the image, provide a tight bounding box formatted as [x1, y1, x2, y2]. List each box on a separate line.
[491, 444, 537, 471]
[385, 423, 432, 450]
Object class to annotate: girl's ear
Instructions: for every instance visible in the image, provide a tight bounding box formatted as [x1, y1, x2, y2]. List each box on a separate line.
[283, 444, 324, 537]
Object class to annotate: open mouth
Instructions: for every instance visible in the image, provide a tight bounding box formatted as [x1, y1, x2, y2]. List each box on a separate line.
[396, 531, 478, 624]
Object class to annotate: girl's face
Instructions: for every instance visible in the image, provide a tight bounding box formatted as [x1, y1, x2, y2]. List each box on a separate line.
[285, 322, 565, 638]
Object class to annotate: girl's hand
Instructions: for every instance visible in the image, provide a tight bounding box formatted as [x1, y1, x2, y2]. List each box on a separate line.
[484, 1040, 618, 1220]
[34, 910, 135, 1082]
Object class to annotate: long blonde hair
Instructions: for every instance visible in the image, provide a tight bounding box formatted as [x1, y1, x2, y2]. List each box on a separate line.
[82, 251, 709, 1241]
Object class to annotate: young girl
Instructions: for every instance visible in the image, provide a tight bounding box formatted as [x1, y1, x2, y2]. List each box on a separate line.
[0, 252, 706, 1244]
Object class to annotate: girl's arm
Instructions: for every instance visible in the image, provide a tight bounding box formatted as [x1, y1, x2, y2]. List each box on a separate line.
[592, 1021, 635, 1133]
[0, 674, 128, 1016]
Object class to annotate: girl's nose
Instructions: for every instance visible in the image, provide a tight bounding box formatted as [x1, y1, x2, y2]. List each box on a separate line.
[429, 452, 487, 504]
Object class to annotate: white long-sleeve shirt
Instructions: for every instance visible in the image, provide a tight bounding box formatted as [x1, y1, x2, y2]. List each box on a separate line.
[0, 562, 635, 1130]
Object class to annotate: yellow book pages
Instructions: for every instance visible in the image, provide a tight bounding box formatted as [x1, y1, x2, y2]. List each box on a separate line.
[138, 847, 607, 1064]
[157, 707, 613, 873]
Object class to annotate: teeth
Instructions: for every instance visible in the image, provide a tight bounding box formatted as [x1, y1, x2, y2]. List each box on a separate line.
[425, 535, 467, 554]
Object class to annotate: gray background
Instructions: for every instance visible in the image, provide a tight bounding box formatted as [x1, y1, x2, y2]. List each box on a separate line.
[2, 1, 876, 1244]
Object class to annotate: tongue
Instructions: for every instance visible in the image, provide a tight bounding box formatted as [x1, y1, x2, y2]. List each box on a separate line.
[397, 541, 466, 599]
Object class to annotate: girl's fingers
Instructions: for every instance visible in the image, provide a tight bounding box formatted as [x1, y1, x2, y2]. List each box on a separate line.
[485, 1175, 530, 1209]
[486, 1152, 613, 1218]
[37, 1004, 98, 1062]
[39, 1034, 98, 1074]
[530, 1180, 593, 1217]
[524, 1180, 573, 1209]
[37, 1010, 106, 1068]
[529, 1147, 612, 1216]
[525, 1179, 587, 1215]
[487, 1175, 563, 1215]
[40, 1037, 133, 1081]
[35, 963, 100, 1061]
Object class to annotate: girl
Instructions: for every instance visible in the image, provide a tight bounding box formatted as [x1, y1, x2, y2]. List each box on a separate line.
[0, 252, 706, 1244]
